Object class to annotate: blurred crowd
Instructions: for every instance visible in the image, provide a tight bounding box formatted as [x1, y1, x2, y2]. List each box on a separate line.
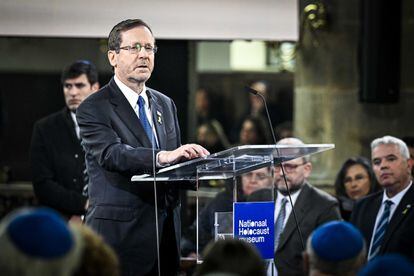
[1, 63, 414, 276]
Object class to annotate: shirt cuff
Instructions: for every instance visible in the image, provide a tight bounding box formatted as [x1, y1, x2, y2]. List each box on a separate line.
[156, 151, 169, 168]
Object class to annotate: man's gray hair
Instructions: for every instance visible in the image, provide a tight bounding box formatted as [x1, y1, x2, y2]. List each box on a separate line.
[371, 135, 410, 159]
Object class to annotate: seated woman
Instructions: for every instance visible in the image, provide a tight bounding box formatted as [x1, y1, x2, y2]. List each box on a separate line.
[196, 121, 230, 154]
[237, 116, 271, 146]
[334, 156, 380, 220]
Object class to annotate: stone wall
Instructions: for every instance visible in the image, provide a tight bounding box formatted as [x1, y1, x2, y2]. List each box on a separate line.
[295, 0, 414, 186]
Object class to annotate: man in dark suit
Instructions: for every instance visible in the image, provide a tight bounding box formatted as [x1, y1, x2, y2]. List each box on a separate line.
[249, 137, 340, 276]
[76, 19, 208, 276]
[30, 60, 99, 220]
[351, 135, 414, 260]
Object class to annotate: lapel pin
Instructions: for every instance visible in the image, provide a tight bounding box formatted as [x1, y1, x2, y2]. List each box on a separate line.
[156, 111, 162, 124]
[402, 204, 411, 215]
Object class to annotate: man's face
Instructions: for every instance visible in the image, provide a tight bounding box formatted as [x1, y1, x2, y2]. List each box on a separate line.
[108, 26, 155, 89]
[372, 144, 412, 196]
[241, 167, 272, 196]
[63, 74, 98, 111]
[274, 158, 312, 193]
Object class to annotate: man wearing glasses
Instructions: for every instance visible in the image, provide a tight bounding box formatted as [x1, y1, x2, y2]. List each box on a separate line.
[76, 19, 209, 276]
[250, 137, 340, 276]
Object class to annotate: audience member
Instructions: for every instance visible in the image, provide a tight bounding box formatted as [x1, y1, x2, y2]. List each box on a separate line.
[248, 81, 269, 117]
[275, 121, 293, 142]
[196, 121, 230, 153]
[0, 207, 83, 276]
[402, 136, 414, 177]
[246, 80, 281, 125]
[193, 238, 266, 276]
[30, 60, 99, 220]
[194, 88, 231, 143]
[303, 221, 366, 276]
[238, 116, 270, 145]
[249, 137, 341, 275]
[72, 223, 120, 276]
[350, 135, 414, 260]
[358, 253, 414, 276]
[181, 167, 273, 256]
[195, 88, 214, 125]
[334, 157, 380, 220]
[230, 81, 279, 143]
[0, 207, 120, 276]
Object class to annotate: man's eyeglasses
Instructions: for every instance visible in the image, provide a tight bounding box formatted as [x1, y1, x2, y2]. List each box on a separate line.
[118, 43, 158, 54]
[274, 162, 307, 173]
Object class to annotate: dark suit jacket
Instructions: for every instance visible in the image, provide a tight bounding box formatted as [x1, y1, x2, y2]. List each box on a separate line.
[30, 107, 87, 217]
[350, 184, 414, 259]
[76, 78, 182, 276]
[249, 182, 341, 276]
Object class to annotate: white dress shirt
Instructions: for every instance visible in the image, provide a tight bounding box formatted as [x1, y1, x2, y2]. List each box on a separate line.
[274, 189, 301, 227]
[368, 181, 413, 255]
[114, 75, 159, 146]
[267, 188, 302, 276]
[70, 111, 80, 139]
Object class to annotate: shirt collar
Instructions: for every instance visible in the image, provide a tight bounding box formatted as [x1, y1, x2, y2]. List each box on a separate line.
[70, 110, 77, 124]
[382, 181, 412, 206]
[114, 75, 148, 109]
[277, 187, 301, 206]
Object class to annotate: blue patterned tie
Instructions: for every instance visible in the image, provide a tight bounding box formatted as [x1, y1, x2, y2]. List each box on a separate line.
[368, 200, 393, 260]
[137, 96, 156, 147]
[274, 197, 288, 251]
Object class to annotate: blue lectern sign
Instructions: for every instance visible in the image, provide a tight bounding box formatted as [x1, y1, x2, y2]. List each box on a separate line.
[234, 201, 275, 259]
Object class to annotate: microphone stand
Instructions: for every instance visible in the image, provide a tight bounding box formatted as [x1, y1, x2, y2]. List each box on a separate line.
[246, 86, 305, 252]
[148, 102, 161, 276]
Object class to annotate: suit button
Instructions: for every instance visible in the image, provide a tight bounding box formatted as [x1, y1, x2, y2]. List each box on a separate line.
[73, 178, 77, 182]
[75, 154, 79, 158]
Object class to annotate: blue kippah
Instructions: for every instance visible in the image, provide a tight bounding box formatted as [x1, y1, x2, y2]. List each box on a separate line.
[358, 254, 414, 276]
[311, 221, 363, 262]
[6, 208, 74, 258]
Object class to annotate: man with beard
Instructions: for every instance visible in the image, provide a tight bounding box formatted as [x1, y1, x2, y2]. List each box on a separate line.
[249, 137, 340, 276]
[30, 60, 99, 221]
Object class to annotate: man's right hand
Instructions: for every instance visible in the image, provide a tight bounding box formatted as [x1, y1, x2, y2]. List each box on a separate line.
[158, 144, 210, 166]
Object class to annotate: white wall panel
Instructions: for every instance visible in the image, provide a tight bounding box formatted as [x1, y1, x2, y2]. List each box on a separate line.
[0, 0, 297, 40]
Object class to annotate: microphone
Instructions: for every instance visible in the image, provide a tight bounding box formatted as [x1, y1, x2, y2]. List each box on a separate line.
[246, 86, 305, 251]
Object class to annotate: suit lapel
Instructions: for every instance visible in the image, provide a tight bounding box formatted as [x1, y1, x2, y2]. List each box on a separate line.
[108, 79, 152, 147]
[381, 184, 414, 252]
[62, 107, 81, 145]
[359, 192, 383, 245]
[277, 183, 310, 250]
[147, 89, 167, 149]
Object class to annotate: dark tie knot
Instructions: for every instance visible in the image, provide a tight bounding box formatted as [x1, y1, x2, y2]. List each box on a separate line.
[384, 200, 393, 209]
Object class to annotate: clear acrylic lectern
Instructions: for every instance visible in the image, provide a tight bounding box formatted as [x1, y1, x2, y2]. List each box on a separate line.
[132, 144, 334, 263]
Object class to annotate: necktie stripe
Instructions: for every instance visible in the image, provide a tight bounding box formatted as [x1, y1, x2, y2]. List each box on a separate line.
[368, 200, 393, 260]
[274, 197, 288, 251]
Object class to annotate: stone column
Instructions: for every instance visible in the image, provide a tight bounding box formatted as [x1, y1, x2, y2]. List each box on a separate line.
[295, 0, 414, 187]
